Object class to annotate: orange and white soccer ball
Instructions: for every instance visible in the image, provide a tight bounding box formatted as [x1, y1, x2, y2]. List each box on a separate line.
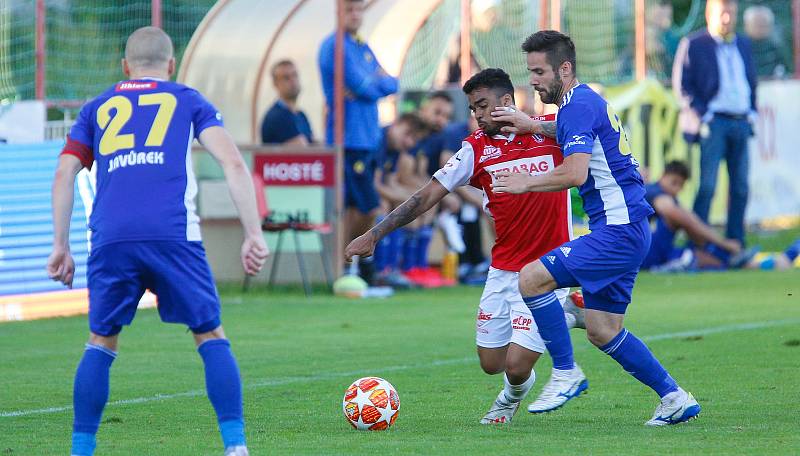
[342, 377, 400, 430]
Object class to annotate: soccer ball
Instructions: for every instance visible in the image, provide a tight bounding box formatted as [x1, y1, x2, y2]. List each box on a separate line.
[342, 377, 400, 430]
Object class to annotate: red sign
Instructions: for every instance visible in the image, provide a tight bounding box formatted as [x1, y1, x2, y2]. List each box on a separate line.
[253, 154, 336, 187]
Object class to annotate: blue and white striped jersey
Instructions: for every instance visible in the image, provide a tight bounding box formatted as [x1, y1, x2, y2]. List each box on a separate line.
[557, 84, 653, 229]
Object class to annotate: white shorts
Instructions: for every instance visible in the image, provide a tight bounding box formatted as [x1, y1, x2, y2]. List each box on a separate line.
[475, 267, 569, 353]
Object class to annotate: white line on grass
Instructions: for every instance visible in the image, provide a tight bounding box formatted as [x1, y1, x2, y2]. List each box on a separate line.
[3, 318, 799, 418]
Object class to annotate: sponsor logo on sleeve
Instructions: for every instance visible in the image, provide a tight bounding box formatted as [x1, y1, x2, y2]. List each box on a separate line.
[559, 246, 572, 257]
[566, 134, 588, 149]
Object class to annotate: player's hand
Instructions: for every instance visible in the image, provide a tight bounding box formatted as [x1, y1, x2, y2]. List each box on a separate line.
[345, 233, 376, 262]
[241, 235, 269, 276]
[46, 247, 75, 289]
[492, 171, 532, 194]
[490, 106, 535, 135]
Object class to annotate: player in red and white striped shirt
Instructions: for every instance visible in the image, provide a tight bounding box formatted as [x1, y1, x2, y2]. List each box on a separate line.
[346, 68, 585, 424]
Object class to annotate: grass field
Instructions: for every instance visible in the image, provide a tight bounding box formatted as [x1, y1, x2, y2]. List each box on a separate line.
[2, 270, 799, 455]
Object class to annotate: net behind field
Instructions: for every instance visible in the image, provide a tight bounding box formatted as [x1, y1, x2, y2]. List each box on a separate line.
[0, 0, 215, 104]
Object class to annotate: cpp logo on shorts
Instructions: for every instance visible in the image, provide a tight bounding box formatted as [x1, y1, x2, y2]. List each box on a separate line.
[512, 315, 532, 331]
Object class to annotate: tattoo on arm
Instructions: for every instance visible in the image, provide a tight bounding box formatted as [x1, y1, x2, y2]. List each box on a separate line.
[368, 192, 424, 242]
[539, 121, 557, 138]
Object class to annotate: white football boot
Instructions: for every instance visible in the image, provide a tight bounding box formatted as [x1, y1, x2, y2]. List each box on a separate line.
[563, 291, 586, 329]
[645, 389, 701, 426]
[224, 446, 249, 456]
[480, 392, 521, 424]
[527, 364, 588, 413]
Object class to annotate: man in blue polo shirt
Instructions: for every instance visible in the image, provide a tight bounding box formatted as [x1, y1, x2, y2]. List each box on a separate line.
[318, 0, 398, 283]
[261, 60, 313, 145]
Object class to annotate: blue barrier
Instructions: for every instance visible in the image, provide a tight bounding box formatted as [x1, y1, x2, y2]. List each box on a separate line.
[0, 141, 90, 296]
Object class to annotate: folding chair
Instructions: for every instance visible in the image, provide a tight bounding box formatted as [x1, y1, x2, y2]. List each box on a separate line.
[243, 173, 333, 296]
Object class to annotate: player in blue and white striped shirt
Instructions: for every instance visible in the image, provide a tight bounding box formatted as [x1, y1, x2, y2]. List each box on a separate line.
[491, 30, 700, 426]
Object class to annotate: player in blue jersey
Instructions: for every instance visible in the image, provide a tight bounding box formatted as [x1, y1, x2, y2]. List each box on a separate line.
[46, 27, 268, 455]
[491, 30, 700, 425]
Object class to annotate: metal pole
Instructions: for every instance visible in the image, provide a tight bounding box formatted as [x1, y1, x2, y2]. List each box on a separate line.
[460, 0, 471, 86]
[152, 0, 162, 28]
[539, 0, 548, 31]
[634, 0, 646, 80]
[550, 0, 560, 31]
[35, 0, 45, 100]
[794, 0, 800, 79]
[334, 0, 346, 280]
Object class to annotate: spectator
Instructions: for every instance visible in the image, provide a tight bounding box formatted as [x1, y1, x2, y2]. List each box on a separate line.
[260, 60, 313, 145]
[440, 116, 489, 283]
[743, 5, 788, 79]
[412, 91, 454, 178]
[372, 113, 429, 288]
[410, 91, 465, 261]
[318, 0, 399, 283]
[646, 0, 680, 81]
[673, 0, 757, 247]
[642, 161, 752, 272]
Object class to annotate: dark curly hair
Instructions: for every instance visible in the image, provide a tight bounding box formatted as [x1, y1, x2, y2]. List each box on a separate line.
[461, 68, 515, 102]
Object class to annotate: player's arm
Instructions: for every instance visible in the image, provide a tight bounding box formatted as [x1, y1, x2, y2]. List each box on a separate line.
[47, 153, 84, 288]
[345, 178, 450, 261]
[493, 153, 589, 194]
[199, 126, 269, 275]
[346, 144, 475, 260]
[652, 195, 741, 254]
[489, 107, 557, 137]
[440, 150, 484, 207]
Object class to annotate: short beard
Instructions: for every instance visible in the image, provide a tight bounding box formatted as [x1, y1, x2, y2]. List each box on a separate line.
[542, 72, 564, 105]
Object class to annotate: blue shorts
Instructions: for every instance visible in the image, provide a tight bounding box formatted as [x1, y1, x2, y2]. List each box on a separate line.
[87, 241, 221, 336]
[541, 218, 651, 314]
[344, 148, 379, 214]
[641, 216, 679, 269]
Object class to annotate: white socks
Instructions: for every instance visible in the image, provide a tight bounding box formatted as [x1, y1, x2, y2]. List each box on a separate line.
[501, 370, 536, 404]
[437, 211, 466, 253]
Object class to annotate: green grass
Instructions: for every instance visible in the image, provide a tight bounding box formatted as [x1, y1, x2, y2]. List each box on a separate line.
[2, 270, 799, 455]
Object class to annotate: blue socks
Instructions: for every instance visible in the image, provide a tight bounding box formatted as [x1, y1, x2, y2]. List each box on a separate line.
[785, 238, 800, 262]
[416, 225, 433, 268]
[71, 343, 116, 456]
[375, 228, 402, 271]
[522, 292, 575, 370]
[198, 339, 246, 448]
[601, 328, 678, 398]
[401, 228, 418, 271]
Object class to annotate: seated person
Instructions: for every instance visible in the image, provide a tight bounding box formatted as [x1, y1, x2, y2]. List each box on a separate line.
[411, 91, 465, 255]
[261, 60, 313, 145]
[372, 113, 429, 287]
[643, 161, 752, 272]
[440, 116, 490, 283]
[750, 239, 800, 270]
